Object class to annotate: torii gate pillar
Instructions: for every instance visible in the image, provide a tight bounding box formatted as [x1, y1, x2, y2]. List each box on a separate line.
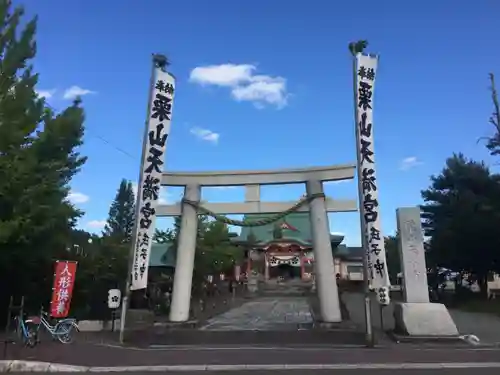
[307, 180, 342, 322]
[169, 184, 201, 322]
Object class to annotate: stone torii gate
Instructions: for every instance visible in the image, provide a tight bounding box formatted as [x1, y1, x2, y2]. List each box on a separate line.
[157, 164, 358, 323]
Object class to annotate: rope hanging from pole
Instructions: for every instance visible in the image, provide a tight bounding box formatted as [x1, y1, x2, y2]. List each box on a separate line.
[181, 192, 326, 227]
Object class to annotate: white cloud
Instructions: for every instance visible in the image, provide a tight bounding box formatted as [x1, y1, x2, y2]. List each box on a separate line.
[189, 127, 220, 144]
[399, 156, 423, 171]
[86, 220, 106, 229]
[36, 89, 56, 99]
[159, 197, 169, 204]
[189, 63, 288, 109]
[132, 182, 138, 199]
[231, 75, 287, 108]
[63, 85, 96, 100]
[67, 191, 89, 204]
[202, 186, 237, 193]
[190, 64, 255, 87]
[324, 179, 353, 185]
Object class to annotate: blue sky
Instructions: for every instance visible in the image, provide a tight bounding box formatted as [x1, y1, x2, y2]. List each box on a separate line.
[19, 0, 500, 246]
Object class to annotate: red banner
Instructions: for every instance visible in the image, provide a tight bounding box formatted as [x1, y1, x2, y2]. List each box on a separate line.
[50, 261, 77, 318]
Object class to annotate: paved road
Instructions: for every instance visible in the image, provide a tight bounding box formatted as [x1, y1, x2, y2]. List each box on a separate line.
[4, 341, 500, 367]
[200, 297, 312, 331]
[7, 369, 500, 374]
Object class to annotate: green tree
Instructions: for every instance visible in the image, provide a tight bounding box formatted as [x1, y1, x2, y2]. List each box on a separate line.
[167, 215, 206, 269]
[154, 228, 174, 244]
[71, 239, 128, 319]
[421, 153, 500, 295]
[482, 73, 500, 155]
[246, 230, 257, 246]
[198, 220, 242, 274]
[68, 229, 98, 256]
[103, 179, 135, 242]
[166, 216, 241, 283]
[384, 234, 401, 284]
[0, 0, 87, 314]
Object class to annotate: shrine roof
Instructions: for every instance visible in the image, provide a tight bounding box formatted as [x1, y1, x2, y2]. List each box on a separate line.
[335, 245, 364, 260]
[233, 213, 344, 247]
[260, 238, 312, 247]
[149, 242, 176, 268]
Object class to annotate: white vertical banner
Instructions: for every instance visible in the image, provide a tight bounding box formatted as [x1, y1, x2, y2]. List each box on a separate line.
[130, 68, 175, 291]
[354, 53, 390, 290]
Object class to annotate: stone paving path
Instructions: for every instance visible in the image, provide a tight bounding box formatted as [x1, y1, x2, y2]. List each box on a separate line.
[200, 297, 313, 331]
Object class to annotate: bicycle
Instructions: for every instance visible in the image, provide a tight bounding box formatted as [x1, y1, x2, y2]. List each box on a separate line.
[14, 314, 37, 348]
[32, 308, 80, 344]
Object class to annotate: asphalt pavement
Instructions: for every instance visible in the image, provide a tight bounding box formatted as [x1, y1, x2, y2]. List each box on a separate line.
[4, 341, 500, 367]
[3, 293, 500, 372]
[6, 370, 500, 374]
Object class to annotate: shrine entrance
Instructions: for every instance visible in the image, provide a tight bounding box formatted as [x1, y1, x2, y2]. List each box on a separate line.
[154, 168, 357, 325]
[268, 254, 302, 280]
[120, 51, 394, 344]
[274, 264, 299, 279]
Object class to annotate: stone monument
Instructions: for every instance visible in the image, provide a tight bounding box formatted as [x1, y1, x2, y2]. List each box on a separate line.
[393, 207, 459, 337]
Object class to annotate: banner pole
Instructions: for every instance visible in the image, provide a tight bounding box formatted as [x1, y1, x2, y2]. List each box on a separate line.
[119, 55, 163, 344]
[350, 45, 374, 347]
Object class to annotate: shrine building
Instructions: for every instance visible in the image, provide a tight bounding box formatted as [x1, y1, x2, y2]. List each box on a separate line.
[231, 213, 364, 282]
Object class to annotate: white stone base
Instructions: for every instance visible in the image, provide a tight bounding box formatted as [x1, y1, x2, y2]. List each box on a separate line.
[393, 302, 459, 336]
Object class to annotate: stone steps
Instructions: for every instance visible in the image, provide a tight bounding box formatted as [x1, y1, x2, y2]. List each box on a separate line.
[258, 283, 313, 297]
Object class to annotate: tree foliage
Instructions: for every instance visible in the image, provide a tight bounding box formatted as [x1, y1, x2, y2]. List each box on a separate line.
[164, 216, 242, 282]
[484, 73, 500, 155]
[70, 236, 128, 318]
[421, 153, 500, 292]
[103, 179, 135, 243]
[0, 0, 88, 317]
[153, 228, 174, 244]
[384, 234, 400, 284]
[198, 220, 242, 274]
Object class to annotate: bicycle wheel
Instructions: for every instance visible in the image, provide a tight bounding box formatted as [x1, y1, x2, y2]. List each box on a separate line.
[55, 322, 74, 344]
[24, 327, 38, 348]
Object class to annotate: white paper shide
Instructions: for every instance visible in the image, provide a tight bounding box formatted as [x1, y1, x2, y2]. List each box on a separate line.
[354, 54, 390, 292]
[130, 68, 175, 291]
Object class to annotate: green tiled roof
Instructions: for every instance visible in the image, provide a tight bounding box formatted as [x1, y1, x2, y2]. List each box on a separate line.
[237, 213, 310, 244]
[149, 242, 176, 267]
[336, 245, 363, 260]
[149, 214, 362, 268]
[235, 213, 344, 247]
